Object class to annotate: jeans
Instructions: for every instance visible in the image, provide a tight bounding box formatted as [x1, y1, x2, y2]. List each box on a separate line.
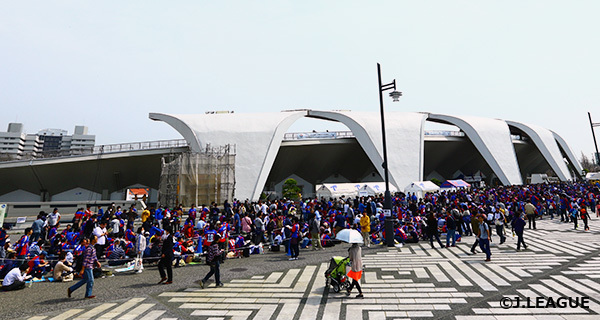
[479, 238, 491, 260]
[446, 229, 456, 247]
[471, 237, 479, 252]
[69, 268, 94, 297]
[203, 260, 221, 284]
[496, 225, 506, 244]
[31, 232, 41, 243]
[290, 240, 299, 258]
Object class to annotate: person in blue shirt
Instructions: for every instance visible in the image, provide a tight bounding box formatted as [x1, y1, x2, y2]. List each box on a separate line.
[0, 224, 10, 259]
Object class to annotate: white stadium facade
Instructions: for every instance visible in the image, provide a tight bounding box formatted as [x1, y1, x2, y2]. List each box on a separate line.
[150, 110, 583, 201]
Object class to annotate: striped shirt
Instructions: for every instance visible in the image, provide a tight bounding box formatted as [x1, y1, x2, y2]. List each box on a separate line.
[82, 245, 98, 269]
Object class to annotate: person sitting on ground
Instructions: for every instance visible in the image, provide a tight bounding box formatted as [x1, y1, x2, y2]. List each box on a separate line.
[54, 251, 74, 282]
[28, 251, 49, 279]
[320, 229, 335, 248]
[108, 239, 129, 266]
[2, 264, 30, 291]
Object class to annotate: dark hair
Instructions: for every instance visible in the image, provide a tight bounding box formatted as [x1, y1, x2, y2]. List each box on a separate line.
[19, 264, 29, 271]
[25, 228, 32, 234]
[164, 226, 173, 234]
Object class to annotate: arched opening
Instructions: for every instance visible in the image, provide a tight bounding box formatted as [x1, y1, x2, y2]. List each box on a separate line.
[423, 120, 496, 187]
[262, 117, 382, 198]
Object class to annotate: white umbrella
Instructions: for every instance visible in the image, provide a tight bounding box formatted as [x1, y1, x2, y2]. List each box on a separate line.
[335, 229, 364, 244]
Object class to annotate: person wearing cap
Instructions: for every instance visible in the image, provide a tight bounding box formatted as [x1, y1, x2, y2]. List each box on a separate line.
[28, 251, 49, 279]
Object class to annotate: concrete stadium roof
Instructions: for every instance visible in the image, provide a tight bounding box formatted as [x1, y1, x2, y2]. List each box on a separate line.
[150, 110, 581, 201]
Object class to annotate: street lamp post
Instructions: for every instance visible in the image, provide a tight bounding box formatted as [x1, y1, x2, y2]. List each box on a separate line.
[588, 112, 600, 166]
[377, 63, 402, 247]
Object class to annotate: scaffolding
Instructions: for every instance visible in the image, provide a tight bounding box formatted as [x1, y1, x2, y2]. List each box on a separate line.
[159, 144, 235, 208]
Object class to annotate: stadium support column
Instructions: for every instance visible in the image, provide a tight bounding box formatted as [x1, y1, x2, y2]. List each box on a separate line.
[377, 63, 402, 247]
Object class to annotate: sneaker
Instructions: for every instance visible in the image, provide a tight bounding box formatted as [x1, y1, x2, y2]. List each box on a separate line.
[217, 283, 224, 287]
[136, 270, 143, 274]
[163, 281, 173, 285]
[157, 277, 167, 284]
[356, 294, 364, 298]
[67, 288, 72, 298]
[289, 258, 295, 261]
[485, 259, 491, 262]
[199, 280, 205, 289]
[295, 257, 299, 260]
[85, 295, 96, 299]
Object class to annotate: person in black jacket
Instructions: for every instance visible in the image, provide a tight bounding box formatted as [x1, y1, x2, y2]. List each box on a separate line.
[427, 213, 445, 249]
[157, 227, 174, 284]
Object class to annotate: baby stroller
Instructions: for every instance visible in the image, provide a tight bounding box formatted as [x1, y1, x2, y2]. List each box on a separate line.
[324, 256, 351, 293]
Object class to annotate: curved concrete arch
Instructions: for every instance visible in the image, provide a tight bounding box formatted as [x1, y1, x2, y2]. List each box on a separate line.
[428, 114, 523, 185]
[308, 110, 428, 191]
[150, 111, 308, 201]
[551, 130, 583, 177]
[149, 113, 203, 152]
[506, 121, 572, 181]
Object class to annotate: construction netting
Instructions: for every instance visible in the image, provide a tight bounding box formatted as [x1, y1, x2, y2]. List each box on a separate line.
[159, 145, 235, 208]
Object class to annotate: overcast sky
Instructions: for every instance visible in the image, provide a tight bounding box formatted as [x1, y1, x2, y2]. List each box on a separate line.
[1, 1, 599, 161]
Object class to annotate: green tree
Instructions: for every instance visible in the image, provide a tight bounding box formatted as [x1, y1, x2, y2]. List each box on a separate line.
[282, 178, 302, 200]
[430, 178, 442, 186]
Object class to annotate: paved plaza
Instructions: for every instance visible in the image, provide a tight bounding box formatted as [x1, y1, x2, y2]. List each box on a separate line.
[21, 218, 600, 320]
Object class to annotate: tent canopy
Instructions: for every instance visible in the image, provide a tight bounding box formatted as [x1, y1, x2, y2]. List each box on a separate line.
[440, 179, 471, 189]
[404, 181, 440, 194]
[585, 172, 600, 181]
[316, 183, 361, 199]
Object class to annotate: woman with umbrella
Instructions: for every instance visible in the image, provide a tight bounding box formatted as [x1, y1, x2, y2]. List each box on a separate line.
[335, 229, 364, 298]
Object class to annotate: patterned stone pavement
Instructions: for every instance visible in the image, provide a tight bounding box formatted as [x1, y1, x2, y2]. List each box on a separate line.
[28, 218, 600, 320]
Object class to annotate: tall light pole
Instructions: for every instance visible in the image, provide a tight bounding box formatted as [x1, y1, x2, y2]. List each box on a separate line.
[588, 112, 600, 166]
[377, 63, 402, 247]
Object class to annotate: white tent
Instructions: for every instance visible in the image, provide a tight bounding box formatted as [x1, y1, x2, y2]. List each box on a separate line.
[404, 181, 440, 198]
[316, 183, 361, 199]
[357, 182, 398, 197]
[586, 172, 600, 181]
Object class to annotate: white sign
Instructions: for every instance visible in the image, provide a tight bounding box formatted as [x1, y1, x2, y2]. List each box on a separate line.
[16, 217, 27, 224]
[383, 209, 391, 217]
[0, 204, 6, 227]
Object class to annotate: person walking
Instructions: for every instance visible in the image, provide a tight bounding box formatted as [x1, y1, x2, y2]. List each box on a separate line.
[581, 207, 591, 231]
[346, 243, 364, 298]
[157, 227, 174, 284]
[199, 234, 224, 288]
[470, 213, 480, 254]
[571, 207, 579, 230]
[494, 210, 506, 244]
[524, 201, 537, 229]
[426, 213, 445, 249]
[477, 214, 492, 262]
[68, 235, 101, 299]
[512, 213, 527, 251]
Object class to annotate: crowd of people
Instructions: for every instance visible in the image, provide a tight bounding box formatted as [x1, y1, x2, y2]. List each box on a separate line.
[0, 181, 598, 298]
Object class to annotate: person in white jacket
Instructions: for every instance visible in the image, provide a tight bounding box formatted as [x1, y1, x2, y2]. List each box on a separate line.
[135, 227, 147, 273]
